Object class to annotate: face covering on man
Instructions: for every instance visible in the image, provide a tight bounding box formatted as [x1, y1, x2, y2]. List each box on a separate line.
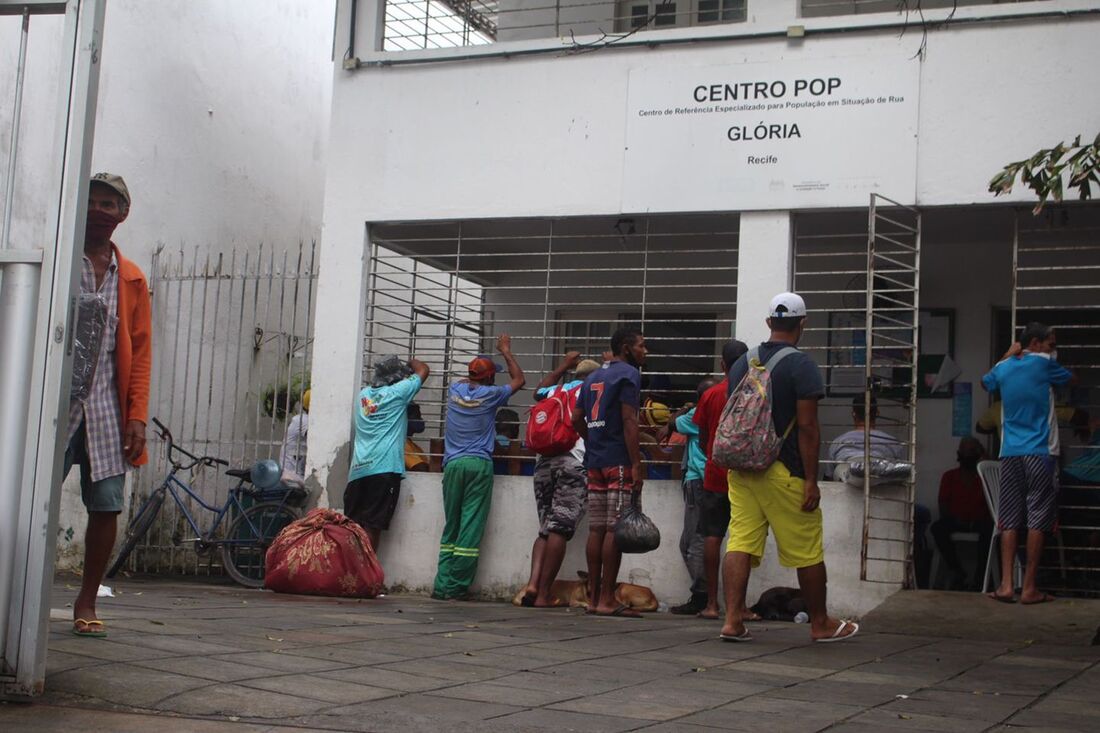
[85, 209, 121, 242]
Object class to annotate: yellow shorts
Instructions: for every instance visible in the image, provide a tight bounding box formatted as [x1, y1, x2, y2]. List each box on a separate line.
[726, 461, 824, 569]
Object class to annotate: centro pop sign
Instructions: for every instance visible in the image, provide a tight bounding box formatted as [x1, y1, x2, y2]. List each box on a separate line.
[622, 56, 920, 211]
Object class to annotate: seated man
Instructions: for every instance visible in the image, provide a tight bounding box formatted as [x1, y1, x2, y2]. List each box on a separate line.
[404, 402, 429, 473]
[930, 437, 993, 590]
[827, 395, 905, 480]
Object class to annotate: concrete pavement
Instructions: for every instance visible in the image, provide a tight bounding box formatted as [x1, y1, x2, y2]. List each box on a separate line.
[2, 574, 1099, 732]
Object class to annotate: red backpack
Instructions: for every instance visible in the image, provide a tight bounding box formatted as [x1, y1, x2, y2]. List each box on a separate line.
[526, 385, 580, 456]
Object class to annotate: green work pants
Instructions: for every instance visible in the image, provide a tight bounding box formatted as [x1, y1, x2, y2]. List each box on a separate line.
[433, 456, 494, 598]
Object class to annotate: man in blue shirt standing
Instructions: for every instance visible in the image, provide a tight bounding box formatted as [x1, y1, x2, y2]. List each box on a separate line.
[432, 335, 525, 600]
[982, 322, 1074, 604]
[346, 355, 430, 550]
[658, 378, 715, 616]
[572, 327, 647, 617]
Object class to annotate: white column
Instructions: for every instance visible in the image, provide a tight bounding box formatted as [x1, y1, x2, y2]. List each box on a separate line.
[736, 211, 792, 346]
[304, 4, 373, 507]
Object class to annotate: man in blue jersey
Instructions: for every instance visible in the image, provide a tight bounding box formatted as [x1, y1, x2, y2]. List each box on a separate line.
[572, 327, 647, 617]
[346, 355, 430, 549]
[982, 322, 1074, 605]
[432, 335, 526, 600]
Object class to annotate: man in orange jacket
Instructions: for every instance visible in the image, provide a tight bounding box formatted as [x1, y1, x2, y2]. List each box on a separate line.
[66, 173, 151, 638]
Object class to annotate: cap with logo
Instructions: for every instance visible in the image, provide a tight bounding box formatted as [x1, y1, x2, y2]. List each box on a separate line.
[468, 355, 504, 380]
[90, 172, 130, 206]
[768, 292, 807, 319]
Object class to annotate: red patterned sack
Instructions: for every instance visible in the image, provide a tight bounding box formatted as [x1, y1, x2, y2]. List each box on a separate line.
[264, 508, 384, 598]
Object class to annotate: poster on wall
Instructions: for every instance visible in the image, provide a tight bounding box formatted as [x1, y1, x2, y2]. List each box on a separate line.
[621, 56, 920, 212]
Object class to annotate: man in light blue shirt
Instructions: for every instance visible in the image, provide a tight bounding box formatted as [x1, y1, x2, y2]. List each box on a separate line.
[982, 322, 1074, 605]
[659, 378, 714, 616]
[433, 335, 525, 600]
[345, 354, 430, 549]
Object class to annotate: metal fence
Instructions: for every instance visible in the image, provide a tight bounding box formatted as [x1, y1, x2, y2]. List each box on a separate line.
[366, 215, 739, 476]
[121, 242, 318, 576]
[1013, 209, 1100, 596]
[793, 200, 921, 587]
[382, 0, 747, 50]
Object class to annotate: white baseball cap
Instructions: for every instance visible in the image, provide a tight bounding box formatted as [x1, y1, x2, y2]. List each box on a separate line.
[768, 292, 807, 319]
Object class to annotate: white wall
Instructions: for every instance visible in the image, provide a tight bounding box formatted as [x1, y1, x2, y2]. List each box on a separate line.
[376, 474, 900, 618]
[323, 8, 1100, 222]
[0, 2, 335, 567]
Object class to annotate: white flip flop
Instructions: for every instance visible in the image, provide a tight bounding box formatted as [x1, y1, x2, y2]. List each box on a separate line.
[814, 619, 859, 643]
[719, 629, 753, 642]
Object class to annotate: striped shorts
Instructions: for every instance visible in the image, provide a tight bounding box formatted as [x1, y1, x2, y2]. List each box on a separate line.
[998, 455, 1059, 532]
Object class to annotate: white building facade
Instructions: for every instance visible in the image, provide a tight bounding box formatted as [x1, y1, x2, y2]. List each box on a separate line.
[310, 0, 1100, 613]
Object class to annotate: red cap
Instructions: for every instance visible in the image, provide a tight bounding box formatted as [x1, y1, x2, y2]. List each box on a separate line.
[468, 356, 498, 380]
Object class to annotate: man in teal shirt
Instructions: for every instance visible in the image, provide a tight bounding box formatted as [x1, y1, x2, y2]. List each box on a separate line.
[346, 354, 430, 549]
[659, 378, 714, 615]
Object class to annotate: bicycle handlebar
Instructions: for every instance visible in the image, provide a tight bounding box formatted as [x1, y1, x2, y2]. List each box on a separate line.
[152, 417, 229, 469]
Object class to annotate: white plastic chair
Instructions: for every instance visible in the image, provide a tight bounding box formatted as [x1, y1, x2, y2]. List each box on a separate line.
[929, 528, 981, 590]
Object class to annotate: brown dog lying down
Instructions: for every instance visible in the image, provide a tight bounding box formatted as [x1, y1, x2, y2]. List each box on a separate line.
[511, 571, 659, 612]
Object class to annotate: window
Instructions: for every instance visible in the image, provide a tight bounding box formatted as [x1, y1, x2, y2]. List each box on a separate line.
[615, 0, 746, 33]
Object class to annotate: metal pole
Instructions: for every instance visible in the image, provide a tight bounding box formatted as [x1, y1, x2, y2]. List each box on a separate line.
[1, 9, 29, 250]
[0, 8, 32, 667]
[4, 0, 107, 696]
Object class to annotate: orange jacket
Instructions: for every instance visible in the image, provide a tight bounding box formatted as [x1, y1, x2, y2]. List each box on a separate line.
[113, 245, 152, 466]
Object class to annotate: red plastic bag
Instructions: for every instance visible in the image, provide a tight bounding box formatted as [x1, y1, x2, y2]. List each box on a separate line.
[264, 508, 384, 598]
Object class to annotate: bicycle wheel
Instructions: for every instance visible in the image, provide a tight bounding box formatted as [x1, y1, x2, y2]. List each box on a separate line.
[221, 502, 300, 588]
[106, 487, 166, 578]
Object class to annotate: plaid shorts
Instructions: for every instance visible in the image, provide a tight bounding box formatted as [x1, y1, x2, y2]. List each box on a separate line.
[588, 488, 640, 530]
[533, 454, 587, 539]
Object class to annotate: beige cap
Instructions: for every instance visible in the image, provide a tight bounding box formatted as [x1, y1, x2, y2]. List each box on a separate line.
[575, 359, 600, 377]
[90, 172, 130, 206]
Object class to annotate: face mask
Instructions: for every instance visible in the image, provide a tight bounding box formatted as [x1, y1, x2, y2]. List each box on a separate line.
[85, 209, 120, 242]
[959, 457, 979, 471]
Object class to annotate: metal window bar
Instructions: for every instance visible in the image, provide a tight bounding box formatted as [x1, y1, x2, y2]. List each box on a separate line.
[119, 242, 318, 576]
[363, 215, 738, 475]
[382, 0, 747, 51]
[1011, 208, 1100, 596]
[792, 198, 920, 588]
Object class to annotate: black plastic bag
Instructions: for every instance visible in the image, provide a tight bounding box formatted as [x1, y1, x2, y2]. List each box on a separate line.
[613, 493, 660, 554]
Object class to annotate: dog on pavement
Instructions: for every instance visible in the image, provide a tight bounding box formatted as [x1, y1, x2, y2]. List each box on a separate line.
[512, 571, 659, 612]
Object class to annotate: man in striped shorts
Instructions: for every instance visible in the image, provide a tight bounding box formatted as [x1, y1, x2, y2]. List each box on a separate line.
[982, 322, 1074, 605]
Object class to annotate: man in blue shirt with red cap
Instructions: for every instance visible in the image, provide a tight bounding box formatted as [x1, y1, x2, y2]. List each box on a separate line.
[432, 335, 525, 600]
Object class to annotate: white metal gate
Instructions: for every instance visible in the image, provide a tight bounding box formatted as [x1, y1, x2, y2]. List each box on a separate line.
[793, 194, 921, 587]
[115, 243, 318, 576]
[1012, 208, 1100, 596]
[1, 0, 105, 697]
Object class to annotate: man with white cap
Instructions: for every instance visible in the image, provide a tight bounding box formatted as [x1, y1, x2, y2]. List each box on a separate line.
[720, 292, 859, 643]
[433, 335, 525, 600]
[66, 173, 151, 637]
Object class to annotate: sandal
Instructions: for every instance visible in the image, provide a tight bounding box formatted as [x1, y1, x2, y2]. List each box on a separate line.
[814, 619, 859, 643]
[72, 619, 107, 638]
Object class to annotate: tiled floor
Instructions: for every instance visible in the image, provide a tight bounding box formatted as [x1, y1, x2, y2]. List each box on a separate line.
[2, 576, 1098, 732]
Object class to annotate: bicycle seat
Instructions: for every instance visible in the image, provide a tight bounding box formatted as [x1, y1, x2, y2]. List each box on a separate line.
[225, 468, 253, 482]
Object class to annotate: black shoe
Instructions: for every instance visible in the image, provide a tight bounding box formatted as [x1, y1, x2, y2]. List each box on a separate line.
[670, 592, 707, 615]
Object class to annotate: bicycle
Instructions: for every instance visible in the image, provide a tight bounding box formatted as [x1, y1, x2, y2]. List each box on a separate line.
[106, 417, 308, 588]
